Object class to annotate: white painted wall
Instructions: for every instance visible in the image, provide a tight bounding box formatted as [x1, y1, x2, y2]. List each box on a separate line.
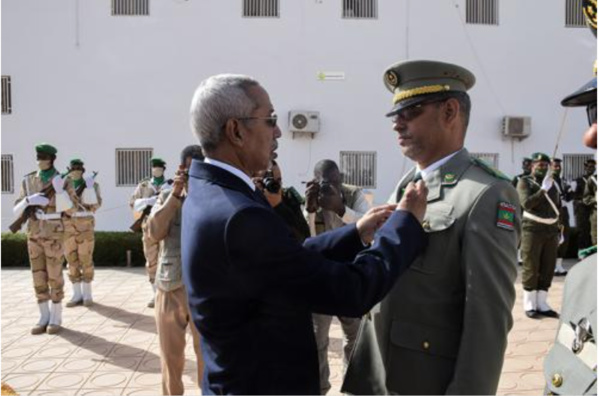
[2, 0, 596, 231]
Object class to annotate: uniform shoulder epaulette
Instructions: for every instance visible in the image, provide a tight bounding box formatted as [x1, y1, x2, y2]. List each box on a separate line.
[139, 177, 151, 184]
[578, 245, 597, 259]
[470, 157, 511, 182]
[24, 171, 36, 178]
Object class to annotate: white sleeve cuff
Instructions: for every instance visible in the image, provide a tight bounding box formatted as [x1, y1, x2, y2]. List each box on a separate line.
[13, 199, 28, 216]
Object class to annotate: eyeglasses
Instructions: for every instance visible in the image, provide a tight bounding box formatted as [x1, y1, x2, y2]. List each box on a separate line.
[390, 99, 447, 124]
[586, 103, 597, 126]
[239, 114, 278, 128]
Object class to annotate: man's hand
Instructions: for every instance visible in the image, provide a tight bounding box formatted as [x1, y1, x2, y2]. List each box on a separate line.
[397, 180, 428, 223]
[541, 174, 554, 191]
[305, 180, 320, 213]
[318, 184, 345, 216]
[356, 204, 397, 244]
[173, 166, 187, 197]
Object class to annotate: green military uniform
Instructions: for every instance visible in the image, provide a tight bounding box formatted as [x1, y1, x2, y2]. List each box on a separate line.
[552, 161, 574, 268]
[63, 159, 102, 307]
[544, 1, 597, 392]
[574, 160, 595, 251]
[13, 144, 77, 335]
[342, 60, 521, 395]
[273, 187, 311, 242]
[582, 173, 597, 245]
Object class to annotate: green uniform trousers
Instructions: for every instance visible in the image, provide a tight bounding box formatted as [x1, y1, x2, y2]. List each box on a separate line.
[521, 226, 559, 291]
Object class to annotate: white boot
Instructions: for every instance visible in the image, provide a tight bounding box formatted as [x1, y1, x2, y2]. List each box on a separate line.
[66, 282, 83, 307]
[523, 290, 537, 318]
[554, 258, 568, 276]
[82, 282, 93, 307]
[31, 301, 50, 335]
[147, 283, 157, 308]
[537, 290, 559, 318]
[47, 302, 63, 334]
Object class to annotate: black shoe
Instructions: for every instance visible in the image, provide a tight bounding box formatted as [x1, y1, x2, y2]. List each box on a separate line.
[537, 309, 559, 318]
[554, 270, 568, 277]
[525, 310, 539, 319]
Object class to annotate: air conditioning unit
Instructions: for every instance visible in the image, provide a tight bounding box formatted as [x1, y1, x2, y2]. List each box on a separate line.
[503, 116, 531, 139]
[289, 111, 320, 137]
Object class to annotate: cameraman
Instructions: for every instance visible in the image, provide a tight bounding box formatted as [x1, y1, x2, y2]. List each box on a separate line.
[253, 160, 311, 242]
[305, 159, 372, 395]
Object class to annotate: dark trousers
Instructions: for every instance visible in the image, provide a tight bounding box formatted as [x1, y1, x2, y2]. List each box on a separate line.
[521, 226, 559, 291]
[575, 202, 592, 250]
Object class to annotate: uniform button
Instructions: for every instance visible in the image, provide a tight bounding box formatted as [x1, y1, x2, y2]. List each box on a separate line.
[422, 221, 431, 231]
[423, 341, 430, 350]
[551, 373, 563, 388]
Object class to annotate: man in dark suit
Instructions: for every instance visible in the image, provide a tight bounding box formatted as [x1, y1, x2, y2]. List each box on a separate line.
[182, 74, 428, 395]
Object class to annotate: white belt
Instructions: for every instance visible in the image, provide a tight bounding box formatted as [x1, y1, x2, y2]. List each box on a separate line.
[523, 211, 558, 225]
[35, 212, 62, 221]
[71, 211, 94, 218]
[557, 322, 597, 370]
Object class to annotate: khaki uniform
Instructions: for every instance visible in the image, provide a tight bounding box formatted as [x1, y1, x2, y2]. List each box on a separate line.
[63, 179, 102, 283]
[130, 178, 167, 283]
[518, 175, 561, 291]
[15, 170, 76, 303]
[147, 189, 204, 395]
[582, 175, 597, 245]
[343, 149, 521, 395]
[307, 184, 371, 395]
[543, 251, 597, 395]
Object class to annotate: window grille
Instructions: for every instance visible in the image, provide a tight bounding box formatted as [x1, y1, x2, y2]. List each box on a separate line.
[243, 0, 279, 18]
[565, 0, 587, 27]
[563, 153, 595, 181]
[342, 0, 378, 19]
[2, 155, 14, 194]
[471, 152, 499, 168]
[112, 0, 149, 16]
[466, 0, 499, 25]
[339, 151, 377, 188]
[2, 76, 12, 115]
[116, 148, 153, 186]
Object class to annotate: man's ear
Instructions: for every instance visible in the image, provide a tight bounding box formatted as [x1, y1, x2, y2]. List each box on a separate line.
[442, 98, 460, 125]
[224, 119, 244, 147]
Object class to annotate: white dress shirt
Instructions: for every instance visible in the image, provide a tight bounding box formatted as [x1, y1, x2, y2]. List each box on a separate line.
[204, 157, 256, 191]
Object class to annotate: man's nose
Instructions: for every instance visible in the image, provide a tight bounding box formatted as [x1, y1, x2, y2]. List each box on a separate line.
[274, 125, 282, 139]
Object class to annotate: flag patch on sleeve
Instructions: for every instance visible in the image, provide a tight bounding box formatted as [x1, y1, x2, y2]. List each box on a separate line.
[497, 202, 516, 230]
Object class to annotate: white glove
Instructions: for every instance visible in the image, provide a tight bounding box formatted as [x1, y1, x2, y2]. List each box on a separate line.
[134, 196, 157, 212]
[541, 174, 554, 191]
[27, 193, 50, 207]
[84, 175, 95, 189]
[51, 175, 65, 193]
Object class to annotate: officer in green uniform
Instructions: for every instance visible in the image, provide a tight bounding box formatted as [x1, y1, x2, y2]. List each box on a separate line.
[342, 60, 521, 395]
[574, 159, 596, 251]
[551, 157, 573, 276]
[512, 157, 532, 188]
[518, 152, 561, 319]
[582, 169, 597, 245]
[543, 1, 597, 393]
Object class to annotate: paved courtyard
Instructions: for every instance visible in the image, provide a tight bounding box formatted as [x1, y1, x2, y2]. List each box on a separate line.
[1, 260, 576, 395]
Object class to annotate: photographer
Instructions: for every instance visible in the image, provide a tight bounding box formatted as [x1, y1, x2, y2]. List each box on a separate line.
[305, 159, 372, 395]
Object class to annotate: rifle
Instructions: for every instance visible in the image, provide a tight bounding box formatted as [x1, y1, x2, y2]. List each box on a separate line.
[9, 183, 56, 233]
[129, 179, 174, 233]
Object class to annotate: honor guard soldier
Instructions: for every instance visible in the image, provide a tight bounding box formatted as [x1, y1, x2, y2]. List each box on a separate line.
[574, 158, 596, 251]
[582, 166, 597, 245]
[544, 1, 597, 393]
[343, 60, 521, 395]
[518, 152, 561, 319]
[551, 157, 574, 276]
[130, 157, 171, 307]
[63, 159, 102, 307]
[12, 143, 77, 334]
[512, 157, 533, 188]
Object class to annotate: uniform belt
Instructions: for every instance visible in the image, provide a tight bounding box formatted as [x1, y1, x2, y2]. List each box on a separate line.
[523, 211, 558, 225]
[557, 322, 597, 370]
[35, 212, 62, 221]
[71, 211, 94, 218]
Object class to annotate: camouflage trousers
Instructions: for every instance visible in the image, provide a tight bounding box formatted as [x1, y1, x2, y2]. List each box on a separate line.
[142, 229, 159, 284]
[64, 216, 95, 283]
[27, 220, 65, 303]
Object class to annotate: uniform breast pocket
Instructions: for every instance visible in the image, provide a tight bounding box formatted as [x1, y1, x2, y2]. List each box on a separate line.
[159, 261, 181, 282]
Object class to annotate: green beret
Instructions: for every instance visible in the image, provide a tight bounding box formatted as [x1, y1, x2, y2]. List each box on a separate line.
[551, 157, 562, 163]
[522, 157, 532, 162]
[69, 158, 84, 166]
[150, 157, 166, 167]
[531, 152, 551, 163]
[35, 143, 57, 156]
[383, 60, 476, 117]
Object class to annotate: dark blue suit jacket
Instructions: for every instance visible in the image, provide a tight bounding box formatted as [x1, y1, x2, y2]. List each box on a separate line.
[182, 160, 426, 395]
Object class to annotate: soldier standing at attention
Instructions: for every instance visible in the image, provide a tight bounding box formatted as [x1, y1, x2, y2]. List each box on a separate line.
[63, 159, 102, 307]
[582, 167, 597, 245]
[551, 157, 573, 276]
[544, 1, 596, 392]
[512, 157, 532, 188]
[574, 158, 596, 251]
[343, 60, 521, 395]
[518, 152, 561, 319]
[12, 143, 77, 334]
[146, 146, 204, 395]
[130, 157, 171, 308]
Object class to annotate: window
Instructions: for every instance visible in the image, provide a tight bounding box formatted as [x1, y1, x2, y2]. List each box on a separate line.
[565, 0, 587, 27]
[2, 155, 14, 194]
[243, 0, 279, 18]
[342, 0, 378, 19]
[2, 76, 12, 115]
[116, 148, 153, 186]
[339, 151, 377, 188]
[563, 153, 595, 181]
[466, 0, 499, 25]
[471, 152, 499, 168]
[111, 0, 149, 16]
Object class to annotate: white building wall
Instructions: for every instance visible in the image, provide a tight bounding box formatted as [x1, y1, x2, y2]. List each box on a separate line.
[2, 0, 596, 231]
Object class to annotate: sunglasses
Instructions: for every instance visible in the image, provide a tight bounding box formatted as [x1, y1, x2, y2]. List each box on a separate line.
[239, 114, 278, 128]
[587, 103, 597, 126]
[390, 98, 448, 124]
